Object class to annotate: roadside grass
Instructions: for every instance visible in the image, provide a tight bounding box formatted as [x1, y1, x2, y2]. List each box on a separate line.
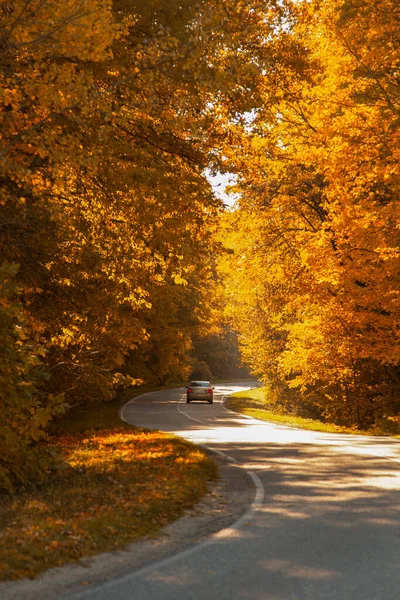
[226, 387, 400, 437]
[0, 389, 218, 582]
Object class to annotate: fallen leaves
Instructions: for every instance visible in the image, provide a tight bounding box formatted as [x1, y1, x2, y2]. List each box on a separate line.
[0, 425, 218, 581]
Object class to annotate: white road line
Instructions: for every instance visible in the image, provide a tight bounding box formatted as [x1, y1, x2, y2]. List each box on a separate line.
[221, 393, 254, 419]
[176, 395, 212, 425]
[117, 388, 265, 572]
[119, 390, 167, 423]
[203, 445, 238, 464]
[176, 393, 224, 421]
[71, 470, 264, 599]
[122, 390, 248, 459]
[220, 394, 400, 466]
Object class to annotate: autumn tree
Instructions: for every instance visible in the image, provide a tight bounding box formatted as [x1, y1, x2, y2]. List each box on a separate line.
[0, 0, 223, 491]
[0, 0, 126, 490]
[212, 0, 400, 428]
[3, 0, 397, 494]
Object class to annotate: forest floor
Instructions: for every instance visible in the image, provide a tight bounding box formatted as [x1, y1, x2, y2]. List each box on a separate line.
[4, 382, 397, 587]
[0, 388, 220, 582]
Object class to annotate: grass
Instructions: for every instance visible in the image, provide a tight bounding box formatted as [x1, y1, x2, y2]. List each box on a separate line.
[0, 389, 218, 582]
[226, 387, 400, 437]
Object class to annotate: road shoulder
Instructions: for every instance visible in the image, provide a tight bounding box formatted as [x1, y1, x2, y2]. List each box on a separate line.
[0, 454, 253, 600]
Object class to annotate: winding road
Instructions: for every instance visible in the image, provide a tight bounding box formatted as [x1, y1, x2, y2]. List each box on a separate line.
[70, 382, 400, 600]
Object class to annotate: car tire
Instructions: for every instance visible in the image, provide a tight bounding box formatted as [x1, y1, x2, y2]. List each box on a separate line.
[186, 398, 190, 403]
[208, 399, 213, 404]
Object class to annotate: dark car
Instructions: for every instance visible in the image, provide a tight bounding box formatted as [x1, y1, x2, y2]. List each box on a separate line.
[186, 381, 214, 404]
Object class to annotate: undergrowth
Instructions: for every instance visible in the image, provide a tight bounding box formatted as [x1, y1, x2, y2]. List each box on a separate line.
[227, 387, 400, 437]
[0, 390, 218, 581]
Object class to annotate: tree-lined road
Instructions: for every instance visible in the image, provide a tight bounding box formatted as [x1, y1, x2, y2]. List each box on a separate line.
[69, 383, 400, 600]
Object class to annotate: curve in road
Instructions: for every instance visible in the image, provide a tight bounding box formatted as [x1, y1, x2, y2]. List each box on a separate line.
[70, 383, 400, 600]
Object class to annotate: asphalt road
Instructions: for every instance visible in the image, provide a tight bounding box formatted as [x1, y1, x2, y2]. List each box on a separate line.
[70, 382, 400, 600]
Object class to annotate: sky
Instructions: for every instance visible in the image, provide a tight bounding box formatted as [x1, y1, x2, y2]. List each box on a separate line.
[206, 170, 240, 209]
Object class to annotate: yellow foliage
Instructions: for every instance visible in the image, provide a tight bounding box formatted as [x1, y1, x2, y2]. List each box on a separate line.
[214, 0, 400, 427]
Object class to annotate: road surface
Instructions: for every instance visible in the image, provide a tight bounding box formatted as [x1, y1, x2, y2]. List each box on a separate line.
[69, 382, 400, 600]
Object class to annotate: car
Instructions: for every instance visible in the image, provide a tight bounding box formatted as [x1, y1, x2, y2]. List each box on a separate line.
[186, 381, 214, 404]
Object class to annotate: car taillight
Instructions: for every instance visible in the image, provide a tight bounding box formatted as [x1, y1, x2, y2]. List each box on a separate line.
[208, 389, 212, 393]
[188, 388, 192, 393]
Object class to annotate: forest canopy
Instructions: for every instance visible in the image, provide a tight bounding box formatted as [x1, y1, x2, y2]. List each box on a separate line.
[217, 0, 400, 429]
[1, 0, 399, 492]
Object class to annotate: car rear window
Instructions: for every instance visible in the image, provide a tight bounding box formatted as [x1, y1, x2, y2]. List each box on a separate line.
[190, 381, 210, 387]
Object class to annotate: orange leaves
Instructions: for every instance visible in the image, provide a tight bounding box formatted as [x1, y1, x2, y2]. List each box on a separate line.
[213, 0, 400, 428]
[2, 0, 220, 494]
[7, 1, 119, 61]
[0, 425, 217, 581]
